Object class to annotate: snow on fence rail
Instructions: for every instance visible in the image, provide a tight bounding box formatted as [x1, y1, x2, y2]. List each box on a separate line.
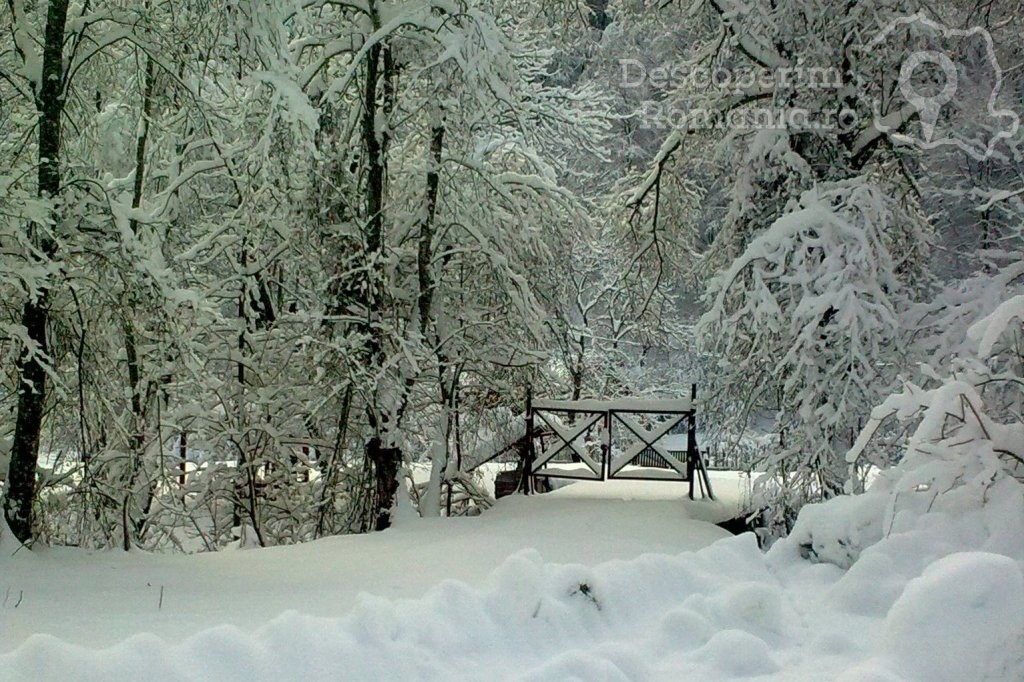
[530, 398, 694, 412]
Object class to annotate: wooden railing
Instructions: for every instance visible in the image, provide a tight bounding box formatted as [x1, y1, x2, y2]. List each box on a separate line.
[525, 386, 714, 500]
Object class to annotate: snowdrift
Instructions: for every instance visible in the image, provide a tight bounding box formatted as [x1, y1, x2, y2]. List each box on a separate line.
[3, 466, 1023, 681]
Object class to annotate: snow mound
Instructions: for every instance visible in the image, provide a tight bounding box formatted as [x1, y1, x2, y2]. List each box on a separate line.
[0, 536, 774, 681]
[786, 407, 1024, 574]
[885, 552, 1024, 681]
[3, 468, 1024, 679]
[769, 435, 1024, 680]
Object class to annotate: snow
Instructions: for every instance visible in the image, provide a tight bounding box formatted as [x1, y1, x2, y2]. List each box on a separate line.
[3, 470, 1024, 681]
[532, 398, 693, 412]
[883, 552, 1024, 681]
[0, 475, 739, 654]
[969, 294, 1024, 357]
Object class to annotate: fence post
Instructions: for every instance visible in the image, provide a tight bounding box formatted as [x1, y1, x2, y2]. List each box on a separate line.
[522, 385, 534, 495]
[687, 384, 697, 497]
[602, 409, 611, 480]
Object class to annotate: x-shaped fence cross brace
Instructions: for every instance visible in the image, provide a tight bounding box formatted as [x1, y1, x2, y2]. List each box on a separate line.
[532, 410, 605, 478]
[608, 412, 689, 478]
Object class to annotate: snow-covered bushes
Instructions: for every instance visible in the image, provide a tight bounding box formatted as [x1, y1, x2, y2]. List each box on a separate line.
[782, 266, 1024, 568]
[700, 177, 927, 524]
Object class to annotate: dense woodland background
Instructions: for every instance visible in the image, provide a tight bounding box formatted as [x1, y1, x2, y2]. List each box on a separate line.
[0, 0, 1021, 551]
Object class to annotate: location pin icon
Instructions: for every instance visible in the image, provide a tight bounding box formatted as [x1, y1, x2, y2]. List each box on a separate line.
[899, 51, 959, 142]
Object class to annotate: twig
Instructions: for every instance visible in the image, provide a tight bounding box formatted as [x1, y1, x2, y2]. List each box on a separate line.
[884, 490, 901, 538]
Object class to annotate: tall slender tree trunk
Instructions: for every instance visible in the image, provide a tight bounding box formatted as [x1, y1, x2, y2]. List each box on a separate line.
[418, 120, 447, 518]
[4, 0, 70, 545]
[359, 7, 402, 529]
[122, 53, 157, 551]
[417, 122, 445, 335]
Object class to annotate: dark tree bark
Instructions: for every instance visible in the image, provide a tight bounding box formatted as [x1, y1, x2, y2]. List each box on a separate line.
[231, 243, 266, 548]
[586, 0, 611, 30]
[358, 6, 402, 530]
[416, 123, 445, 335]
[4, 0, 70, 545]
[121, 53, 158, 551]
[367, 438, 402, 531]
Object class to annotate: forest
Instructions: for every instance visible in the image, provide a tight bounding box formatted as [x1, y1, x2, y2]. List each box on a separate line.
[1, 0, 1021, 555]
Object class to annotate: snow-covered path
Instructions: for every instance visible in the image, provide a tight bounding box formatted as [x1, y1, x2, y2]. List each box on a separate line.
[0, 474, 745, 653]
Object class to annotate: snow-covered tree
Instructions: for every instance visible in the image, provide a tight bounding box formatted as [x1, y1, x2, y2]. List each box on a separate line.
[625, 0, 1022, 525]
[699, 179, 928, 517]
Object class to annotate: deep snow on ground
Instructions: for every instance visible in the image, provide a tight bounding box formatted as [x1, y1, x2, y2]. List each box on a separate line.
[2, 468, 1024, 681]
[0, 472, 743, 654]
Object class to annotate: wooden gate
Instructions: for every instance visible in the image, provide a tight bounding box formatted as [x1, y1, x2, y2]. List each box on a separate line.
[525, 386, 714, 499]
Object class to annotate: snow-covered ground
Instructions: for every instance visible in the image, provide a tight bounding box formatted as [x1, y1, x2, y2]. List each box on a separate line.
[0, 474, 744, 653]
[2, 469, 1023, 681]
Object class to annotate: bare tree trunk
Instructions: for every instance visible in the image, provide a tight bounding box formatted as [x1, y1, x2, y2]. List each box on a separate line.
[122, 318, 144, 551]
[417, 121, 448, 517]
[121, 53, 158, 551]
[417, 122, 445, 335]
[367, 437, 401, 531]
[359, 7, 401, 529]
[315, 385, 352, 537]
[4, 0, 70, 545]
[232, 243, 265, 547]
